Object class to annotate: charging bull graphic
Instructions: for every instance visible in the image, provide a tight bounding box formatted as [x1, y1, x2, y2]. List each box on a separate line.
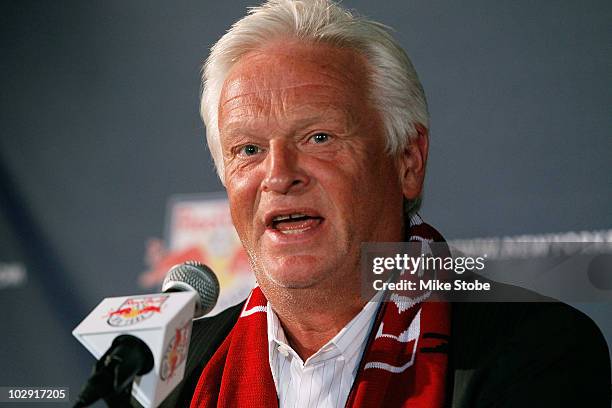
[160, 321, 191, 381]
[106, 295, 168, 327]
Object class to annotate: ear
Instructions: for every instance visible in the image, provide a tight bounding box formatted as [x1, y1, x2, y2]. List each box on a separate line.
[397, 124, 429, 200]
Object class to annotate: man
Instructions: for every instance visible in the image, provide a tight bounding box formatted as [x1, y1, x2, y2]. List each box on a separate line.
[150, 1, 610, 407]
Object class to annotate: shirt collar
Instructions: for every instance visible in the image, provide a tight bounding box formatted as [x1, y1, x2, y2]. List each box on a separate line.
[266, 291, 382, 367]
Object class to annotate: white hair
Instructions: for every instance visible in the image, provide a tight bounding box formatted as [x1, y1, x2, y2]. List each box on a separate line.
[201, 0, 429, 187]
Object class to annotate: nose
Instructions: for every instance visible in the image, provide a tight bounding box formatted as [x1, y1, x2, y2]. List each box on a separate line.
[262, 140, 310, 194]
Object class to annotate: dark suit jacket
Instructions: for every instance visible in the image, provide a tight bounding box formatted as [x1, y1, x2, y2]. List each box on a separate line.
[141, 283, 610, 408]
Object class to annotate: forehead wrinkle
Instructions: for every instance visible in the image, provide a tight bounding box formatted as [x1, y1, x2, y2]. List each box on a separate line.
[218, 44, 376, 142]
[222, 88, 357, 123]
[221, 85, 358, 127]
[220, 82, 356, 110]
[237, 42, 370, 89]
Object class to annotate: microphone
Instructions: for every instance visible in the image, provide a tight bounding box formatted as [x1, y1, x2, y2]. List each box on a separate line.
[161, 261, 219, 319]
[73, 261, 219, 408]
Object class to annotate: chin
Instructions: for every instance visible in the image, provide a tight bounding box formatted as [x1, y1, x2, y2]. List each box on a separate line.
[259, 254, 332, 289]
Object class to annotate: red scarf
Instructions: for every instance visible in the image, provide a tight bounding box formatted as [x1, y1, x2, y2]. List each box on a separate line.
[191, 218, 451, 407]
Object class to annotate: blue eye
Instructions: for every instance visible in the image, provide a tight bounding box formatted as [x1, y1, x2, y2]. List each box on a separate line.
[310, 133, 330, 144]
[240, 144, 260, 156]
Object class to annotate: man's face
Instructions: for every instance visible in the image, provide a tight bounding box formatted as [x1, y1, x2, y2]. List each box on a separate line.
[218, 41, 406, 291]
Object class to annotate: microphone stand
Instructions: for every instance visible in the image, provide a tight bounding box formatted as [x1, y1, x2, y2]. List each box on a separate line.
[74, 335, 154, 407]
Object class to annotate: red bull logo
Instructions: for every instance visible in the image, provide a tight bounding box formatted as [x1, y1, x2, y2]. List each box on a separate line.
[160, 321, 191, 381]
[106, 295, 168, 327]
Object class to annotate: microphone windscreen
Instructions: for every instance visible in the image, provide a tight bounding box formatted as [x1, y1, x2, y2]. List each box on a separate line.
[162, 261, 220, 318]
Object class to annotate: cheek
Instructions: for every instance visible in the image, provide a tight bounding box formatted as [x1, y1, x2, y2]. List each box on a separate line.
[320, 147, 384, 191]
[313, 161, 370, 217]
[226, 174, 260, 235]
[318, 154, 399, 218]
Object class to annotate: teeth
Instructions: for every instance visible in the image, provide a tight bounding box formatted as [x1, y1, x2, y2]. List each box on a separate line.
[280, 228, 308, 234]
[273, 215, 291, 222]
[272, 213, 307, 222]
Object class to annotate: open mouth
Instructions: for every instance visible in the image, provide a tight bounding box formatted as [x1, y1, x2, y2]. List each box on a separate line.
[269, 213, 324, 235]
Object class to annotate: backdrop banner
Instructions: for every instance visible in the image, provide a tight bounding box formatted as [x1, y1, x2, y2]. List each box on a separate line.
[140, 193, 255, 317]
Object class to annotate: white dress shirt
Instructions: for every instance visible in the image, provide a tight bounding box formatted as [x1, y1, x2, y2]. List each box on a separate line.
[267, 296, 381, 408]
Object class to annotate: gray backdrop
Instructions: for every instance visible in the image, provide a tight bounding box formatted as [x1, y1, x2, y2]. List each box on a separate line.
[1, 0, 610, 404]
